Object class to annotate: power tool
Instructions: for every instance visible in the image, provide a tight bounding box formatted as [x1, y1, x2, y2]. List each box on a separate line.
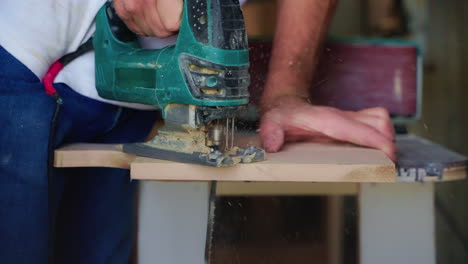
[93, 0, 265, 167]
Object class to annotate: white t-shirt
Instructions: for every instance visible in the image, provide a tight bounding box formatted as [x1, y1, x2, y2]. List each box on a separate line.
[0, 0, 247, 110]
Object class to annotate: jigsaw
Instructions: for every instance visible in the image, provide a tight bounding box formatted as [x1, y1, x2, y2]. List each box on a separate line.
[93, 0, 265, 167]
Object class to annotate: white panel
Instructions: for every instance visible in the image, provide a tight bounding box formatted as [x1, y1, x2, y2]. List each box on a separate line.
[359, 183, 435, 264]
[137, 181, 210, 264]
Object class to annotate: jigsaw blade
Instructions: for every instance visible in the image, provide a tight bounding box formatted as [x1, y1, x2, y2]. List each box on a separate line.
[122, 104, 266, 167]
[204, 181, 218, 263]
[123, 143, 239, 167]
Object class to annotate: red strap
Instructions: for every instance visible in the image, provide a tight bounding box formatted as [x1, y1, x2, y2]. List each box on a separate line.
[42, 61, 64, 96]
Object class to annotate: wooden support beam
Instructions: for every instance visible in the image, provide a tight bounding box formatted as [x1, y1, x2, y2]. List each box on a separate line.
[216, 182, 359, 196]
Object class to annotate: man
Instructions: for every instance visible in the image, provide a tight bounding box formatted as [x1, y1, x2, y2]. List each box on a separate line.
[0, 0, 394, 263]
[113, 0, 395, 159]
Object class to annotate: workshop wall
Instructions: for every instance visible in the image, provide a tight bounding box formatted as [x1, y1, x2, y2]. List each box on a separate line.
[243, 0, 365, 39]
[408, 0, 468, 263]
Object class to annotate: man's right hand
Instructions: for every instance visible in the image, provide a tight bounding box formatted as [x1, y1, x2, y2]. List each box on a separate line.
[113, 0, 183, 37]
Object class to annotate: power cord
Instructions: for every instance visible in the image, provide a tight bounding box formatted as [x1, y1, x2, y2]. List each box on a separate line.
[42, 37, 94, 263]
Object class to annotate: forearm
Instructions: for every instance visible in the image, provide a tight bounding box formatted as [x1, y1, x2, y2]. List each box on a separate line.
[260, 0, 337, 110]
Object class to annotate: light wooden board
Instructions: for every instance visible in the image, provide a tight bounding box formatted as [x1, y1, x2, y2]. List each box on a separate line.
[130, 142, 396, 182]
[54, 140, 466, 185]
[55, 143, 133, 169]
[55, 141, 395, 182]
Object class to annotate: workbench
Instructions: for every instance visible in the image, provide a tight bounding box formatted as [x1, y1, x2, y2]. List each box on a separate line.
[55, 133, 467, 264]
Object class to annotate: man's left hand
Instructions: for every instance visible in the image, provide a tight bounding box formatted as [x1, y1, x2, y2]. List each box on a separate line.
[260, 96, 396, 161]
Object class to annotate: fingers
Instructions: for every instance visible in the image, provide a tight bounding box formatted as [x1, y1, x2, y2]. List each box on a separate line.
[345, 111, 395, 141]
[134, 10, 154, 36]
[157, 0, 183, 33]
[259, 98, 397, 160]
[301, 109, 396, 160]
[113, 0, 144, 35]
[113, 0, 182, 37]
[259, 115, 285, 153]
[260, 106, 395, 160]
[354, 115, 394, 141]
[145, 6, 169, 37]
[358, 107, 390, 119]
[286, 107, 396, 160]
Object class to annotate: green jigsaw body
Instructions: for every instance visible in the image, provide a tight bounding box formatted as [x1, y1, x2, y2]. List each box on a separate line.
[94, 0, 250, 118]
[93, 0, 265, 169]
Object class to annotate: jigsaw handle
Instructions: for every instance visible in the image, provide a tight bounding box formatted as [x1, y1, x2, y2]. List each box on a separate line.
[94, 0, 250, 113]
[101, 0, 247, 48]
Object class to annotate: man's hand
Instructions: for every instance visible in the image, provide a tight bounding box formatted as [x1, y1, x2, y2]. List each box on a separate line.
[258, 0, 396, 161]
[113, 0, 183, 37]
[260, 96, 396, 161]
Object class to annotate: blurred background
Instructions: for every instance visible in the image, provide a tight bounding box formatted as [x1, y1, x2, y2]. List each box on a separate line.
[210, 0, 468, 263]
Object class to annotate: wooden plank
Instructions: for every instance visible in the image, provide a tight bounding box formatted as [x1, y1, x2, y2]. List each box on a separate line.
[54, 142, 392, 185]
[423, 167, 466, 182]
[54, 143, 134, 169]
[216, 182, 358, 196]
[54, 135, 467, 185]
[56, 134, 392, 185]
[130, 142, 395, 183]
[396, 135, 468, 182]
